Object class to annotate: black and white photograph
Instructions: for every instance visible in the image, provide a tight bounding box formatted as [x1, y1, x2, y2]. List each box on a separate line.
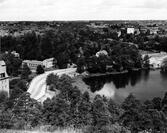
[0, 0, 167, 132]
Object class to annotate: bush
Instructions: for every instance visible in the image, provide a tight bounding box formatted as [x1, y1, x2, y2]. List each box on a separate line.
[36, 65, 45, 75]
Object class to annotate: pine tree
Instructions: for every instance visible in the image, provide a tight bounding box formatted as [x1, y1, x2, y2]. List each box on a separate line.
[43, 96, 70, 127]
[77, 91, 93, 127]
[91, 95, 111, 132]
[11, 92, 42, 129]
[36, 65, 44, 75]
[21, 63, 31, 80]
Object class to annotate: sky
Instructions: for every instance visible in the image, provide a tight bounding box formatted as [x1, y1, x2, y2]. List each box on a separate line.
[0, 0, 167, 21]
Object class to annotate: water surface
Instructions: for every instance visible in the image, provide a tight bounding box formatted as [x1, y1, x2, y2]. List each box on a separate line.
[84, 70, 167, 103]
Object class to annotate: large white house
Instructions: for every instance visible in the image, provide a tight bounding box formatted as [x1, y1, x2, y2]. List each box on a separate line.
[22, 58, 56, 72]
[0, 60, 9, 96]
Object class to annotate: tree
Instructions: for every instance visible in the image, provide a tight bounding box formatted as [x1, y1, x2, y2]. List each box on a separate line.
[76, 57, 85, 73]
[36, 65, 44, 75]
[108, 99, 122, 123]
[21, 31, 41, 60]
[97, 54, 108, 73]
[40, 30, 55, 59]
[21, 63, 31, 80]
[149, 110, 167, 132]
[161, 58, 167, 72]
[12, 92, 42, 129]
[91, 95, 111, 132]
[1, 52, 22, 76]
[43, 96, 70, 127]
[16, 80, 28, 92]
[45, 73, 83, 127]
[161, 92, 167, 115]
[0, 110, 14, 129]
[0, 91, 8, 104]
[143, 55, 150, 69]
[121, 94, 144, 132]
[162, 92, 167, 108]
[152, 97, 162, 111]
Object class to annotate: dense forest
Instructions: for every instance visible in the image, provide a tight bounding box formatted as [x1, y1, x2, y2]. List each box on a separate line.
[2, 23, 167, 75]
[0, 74, 167, 133]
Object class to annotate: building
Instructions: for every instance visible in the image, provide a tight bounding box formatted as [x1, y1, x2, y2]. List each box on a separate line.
[11, 51, 20, 58]
[22, 60, 43, 72]
[127, 27, 140, 35]
[140, 27, 148, 34]
[134, 28, 140, 35]
[149, 27, 159, 35]
[0, 60, 9, 96]
[67, 63, 77, 68]
[145, 52, 167, 69]
[22, 58, 56, 72]
[127, 28, 135, 34]
[42, 58, 55, 69]
[96, 50, 108, 57]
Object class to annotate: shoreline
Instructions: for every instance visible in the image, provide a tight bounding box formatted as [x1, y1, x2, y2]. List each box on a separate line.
[83, 68, 155, 79]
[83, 70, 129, 78]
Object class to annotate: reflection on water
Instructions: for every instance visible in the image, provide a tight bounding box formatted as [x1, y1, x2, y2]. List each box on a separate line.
[95, 83, 116, 97]
[160, 71, 167, 80]
[84, 70, 167, 103]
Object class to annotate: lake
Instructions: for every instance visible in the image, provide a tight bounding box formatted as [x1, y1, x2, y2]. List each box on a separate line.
[83, 70, 167, 103]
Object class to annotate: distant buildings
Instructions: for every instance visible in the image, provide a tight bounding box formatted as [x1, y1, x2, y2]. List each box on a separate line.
[140, 27, 148, 34]
[127, 28, 135, 34]
[87, 23, 108, 29]
[0, 60, 9, 96]
[127, 27, 140, 35]
[149, 27, 159, 35]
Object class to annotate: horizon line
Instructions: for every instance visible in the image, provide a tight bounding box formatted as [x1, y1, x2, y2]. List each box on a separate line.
[0, 19, 167, 22]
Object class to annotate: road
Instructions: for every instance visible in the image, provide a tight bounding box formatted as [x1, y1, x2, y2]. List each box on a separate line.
[27, 68, 77, 102]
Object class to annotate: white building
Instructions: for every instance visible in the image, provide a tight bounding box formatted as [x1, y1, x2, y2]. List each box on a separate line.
[23, 58, 55, 72]
[42, 58, 55, 69]
[127, 28, 135, 34]
[11, 51, 20, 58]
[145, 52, 167, 69]
[0, 60, 9, 96]
[96, 50, 108, 57]
[22, 60, 43, 72]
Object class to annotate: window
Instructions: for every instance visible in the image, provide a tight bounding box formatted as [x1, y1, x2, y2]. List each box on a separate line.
[0, 73, 5, 78]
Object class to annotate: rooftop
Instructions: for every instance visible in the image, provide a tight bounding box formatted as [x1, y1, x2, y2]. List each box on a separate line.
[0, 60, 6, 66]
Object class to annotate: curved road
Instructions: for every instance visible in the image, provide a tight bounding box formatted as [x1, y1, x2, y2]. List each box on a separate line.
[27, 68, 77, 102]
